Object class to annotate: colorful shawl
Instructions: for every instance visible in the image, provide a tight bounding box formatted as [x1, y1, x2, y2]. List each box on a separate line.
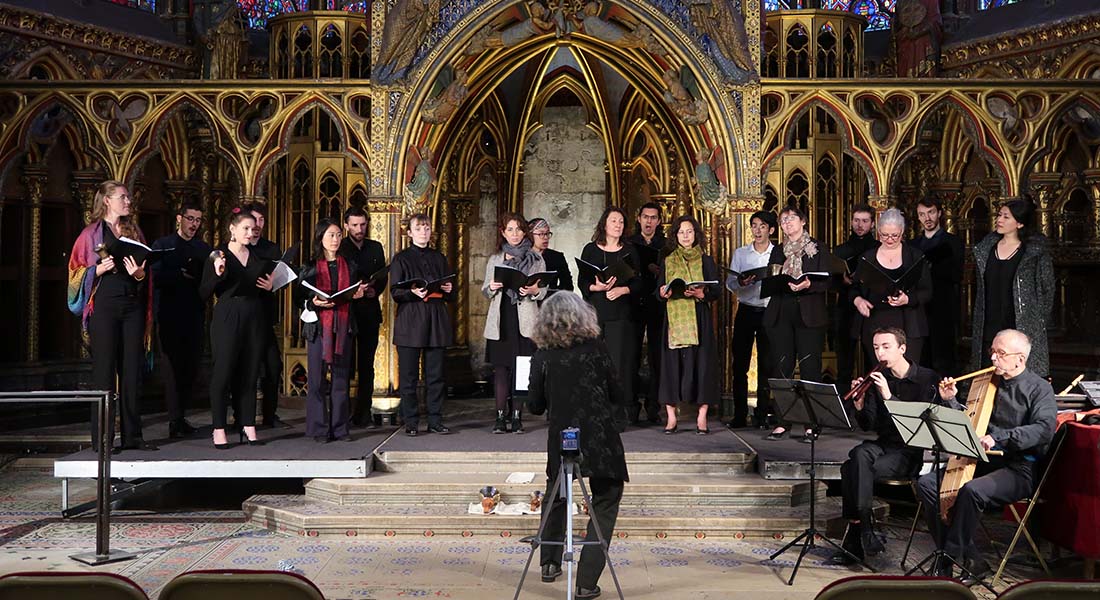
[316, 255, 352, 364]
[67, 220, 155, 365]
[665, 245, 703, 349]
[781, 235, 818, 278]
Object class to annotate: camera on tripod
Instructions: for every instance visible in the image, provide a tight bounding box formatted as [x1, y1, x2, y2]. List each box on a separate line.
[560, 427, 580, 457]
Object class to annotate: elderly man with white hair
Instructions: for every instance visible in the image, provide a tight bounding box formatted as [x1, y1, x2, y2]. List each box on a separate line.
[915, 328, 1057, 586]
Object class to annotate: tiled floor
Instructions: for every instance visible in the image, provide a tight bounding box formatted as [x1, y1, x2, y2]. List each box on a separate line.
[0, 465, 1086, 599]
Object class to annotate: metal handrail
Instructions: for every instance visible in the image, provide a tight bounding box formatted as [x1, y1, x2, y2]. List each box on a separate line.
[0, 390, 132, 565]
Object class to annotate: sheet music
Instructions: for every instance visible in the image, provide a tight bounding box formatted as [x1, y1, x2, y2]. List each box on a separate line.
[268, 261, 297, 291]
[117, 236, 152, 251]
[514, 356, 532, 392]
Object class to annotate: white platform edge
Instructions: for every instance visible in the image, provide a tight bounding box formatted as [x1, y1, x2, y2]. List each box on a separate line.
[53, 459, 371, 479]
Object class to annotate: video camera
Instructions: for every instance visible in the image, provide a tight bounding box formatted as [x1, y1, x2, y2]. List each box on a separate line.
[561, 427, 580, 457]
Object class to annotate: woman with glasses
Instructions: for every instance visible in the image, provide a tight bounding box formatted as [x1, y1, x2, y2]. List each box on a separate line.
[761, 206, 833, 442]
[528, 218, 573, 293]
[67, 181, 157, 453]
[851, 207, 932, 365]
[970, 200, 1054, 376]
[483, 212, 548, 433]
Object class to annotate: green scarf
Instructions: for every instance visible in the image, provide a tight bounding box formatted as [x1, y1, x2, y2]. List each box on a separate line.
[666, 245, 704, 349]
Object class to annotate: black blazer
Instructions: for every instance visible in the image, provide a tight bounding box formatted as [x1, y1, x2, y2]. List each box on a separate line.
[389, 244, 454, 348]
[908, 229, 964, 328]
[762, 239, 832, 329]
[541, 247, 574, 293]
[527, 339, 629, 482]
[339, 237, 387, 325]
[849, 244, 933, 338]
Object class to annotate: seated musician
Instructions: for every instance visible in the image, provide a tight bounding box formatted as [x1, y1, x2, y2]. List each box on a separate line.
[916, 328, 1057, 585]
[832, 327, 942, 565]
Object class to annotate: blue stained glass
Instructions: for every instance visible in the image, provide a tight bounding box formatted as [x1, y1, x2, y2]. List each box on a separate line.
[238, 0, 368, 29]
[821, 0, 850, 10]
[107, 0, 156, 10]
[980, 0, 1020, 8]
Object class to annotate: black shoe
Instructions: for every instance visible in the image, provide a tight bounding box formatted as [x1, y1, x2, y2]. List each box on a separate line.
[511, 410, 524, 434]
[576, 585, 601, 599]
[239, 431, 264, 446]
[829, 525, 864, 566]
[337, 434, 354, 442]
[765, 428, 787, 441]
[168, 419, 198, 439]
[493, 410, 507, 434]
[696, 427, 710, 435]
[541, 563, 562, 583]
[262, 416, 291, 429]
[959, 557, 991, 587]
[663, 426, 678, 435]
[314, 436, 330, 444]
[405, 428, 418, 437]
[427, 425, 451, 435]
[119, 440, 159, 452]
[860, 522, 886, 557]
[727, 419, 746, 430]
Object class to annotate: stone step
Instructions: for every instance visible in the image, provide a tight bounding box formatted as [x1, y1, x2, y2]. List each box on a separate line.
[305, 472, 825, 509]
[373, 450, 756, 475]
[243, 493, 886, 540]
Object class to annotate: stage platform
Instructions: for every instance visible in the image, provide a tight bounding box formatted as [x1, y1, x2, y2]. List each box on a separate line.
[729, 427, 877, 480]
[53, 419, 394, 479]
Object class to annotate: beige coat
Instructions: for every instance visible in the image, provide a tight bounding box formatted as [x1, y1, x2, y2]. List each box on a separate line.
[482, 251, 547, 341]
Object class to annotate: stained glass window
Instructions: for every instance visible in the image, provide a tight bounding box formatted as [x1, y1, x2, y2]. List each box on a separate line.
[979, 0, 1020, 8]
[107, 0, 156, 10]
[821, 0, 850, 10]
[237, 0, 368, 29]
[765, 0, 895, 30]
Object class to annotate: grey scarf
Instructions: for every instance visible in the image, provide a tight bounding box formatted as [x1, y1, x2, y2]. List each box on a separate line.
[503, 239, 540, 304]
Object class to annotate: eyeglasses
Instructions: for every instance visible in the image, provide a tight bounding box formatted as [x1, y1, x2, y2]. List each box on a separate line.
[879, 232, 902, 241]
[532, 232, 553, 238]
[181, 215, 203, 224]
[109, 194, 132, 202]
[779, 216, 799, 224]
[989, 347, 1024, 359]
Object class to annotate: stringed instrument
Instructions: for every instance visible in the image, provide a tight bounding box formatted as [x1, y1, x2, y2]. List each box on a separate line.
[939, 367, 1000, 522]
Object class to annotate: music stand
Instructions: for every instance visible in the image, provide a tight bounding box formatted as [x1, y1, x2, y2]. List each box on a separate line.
[767, 379, 872, 585]
[887, 401, 993, 592]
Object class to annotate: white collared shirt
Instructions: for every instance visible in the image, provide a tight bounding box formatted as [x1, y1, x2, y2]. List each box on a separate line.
[726, 242, 774, 308]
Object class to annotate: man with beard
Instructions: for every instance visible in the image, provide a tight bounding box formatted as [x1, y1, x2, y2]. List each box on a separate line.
[152, 203, 211, 438]
[339, 206, 387, 427]
[832, 204, 879, 395]
[626, 202, 665, 425]
[909, 197, 964, 376]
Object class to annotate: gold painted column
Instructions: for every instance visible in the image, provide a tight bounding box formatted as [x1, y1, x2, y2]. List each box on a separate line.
[1028, 173, 1061, 239]
[71, 171, 102, 226]
[931, 182, 963, 233]
[1084, 169, 1100, 243]
[451, 198, 474, 346]
[23, 167, 47, 363]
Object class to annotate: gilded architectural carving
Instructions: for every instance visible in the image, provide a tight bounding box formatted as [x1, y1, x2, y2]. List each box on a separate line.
[943, 14, 1100, 78]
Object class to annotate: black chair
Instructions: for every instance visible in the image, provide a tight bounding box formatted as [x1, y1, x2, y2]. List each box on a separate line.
[158, 569, 325, 600]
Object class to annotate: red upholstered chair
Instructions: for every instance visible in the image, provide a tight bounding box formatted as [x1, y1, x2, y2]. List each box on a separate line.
[996, 579, 1100, 600]
[158, 569, 325, 600]
[0, 571, 148, 600]
[814, 575, 978, 600]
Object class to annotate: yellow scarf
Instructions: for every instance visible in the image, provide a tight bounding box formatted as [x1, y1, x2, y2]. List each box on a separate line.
[666, 245, 703, 349]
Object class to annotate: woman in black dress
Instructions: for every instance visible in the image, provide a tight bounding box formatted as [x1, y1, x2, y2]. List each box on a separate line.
[298, 219, 365, 442]
[656, 215, 720, 434]
[762, 206, 833, 442]
[579, 207, 642, 431]
[851, 208, 932, 364]
[200, 209, 273, 449]
[482, 212, 547, 433]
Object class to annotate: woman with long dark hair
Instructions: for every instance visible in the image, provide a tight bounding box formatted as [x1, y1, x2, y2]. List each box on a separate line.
[298, 219, 365, 442]
[656, 215, 720, 434]
[579, 207, 642, 431]
[482, 212, 546, 433]
[200, 209, 272, 449]
[762, 205, 833, 442]
[67, 180, 156, 452]
[971, 200, 1054, 375]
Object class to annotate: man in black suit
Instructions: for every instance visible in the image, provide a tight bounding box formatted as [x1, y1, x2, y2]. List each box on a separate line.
[340, 206, 387, 427]
[909, 197, 965, 376]
[625, 202, 665, 425]
[245, 202, 289, 429]
[832, 204, 879, 395]
[529, 218, 573, 293]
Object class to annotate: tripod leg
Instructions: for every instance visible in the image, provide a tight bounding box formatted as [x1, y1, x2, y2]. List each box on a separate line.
[513, 464, 566, 600]
[575, 476, 625, 600]
[815, 530, 876, 572]
[769, 529, 811, 560]
[786, 535, 815, 586]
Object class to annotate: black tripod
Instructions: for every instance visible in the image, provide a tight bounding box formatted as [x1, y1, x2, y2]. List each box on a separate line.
[513, 455, 624, 600]
[903, 408, 995, 594]
[768, 378, 873, 585]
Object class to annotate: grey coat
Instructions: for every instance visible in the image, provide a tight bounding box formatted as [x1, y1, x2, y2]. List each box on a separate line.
[482, 251, 547, 341]
[970, 233, 1055, 377]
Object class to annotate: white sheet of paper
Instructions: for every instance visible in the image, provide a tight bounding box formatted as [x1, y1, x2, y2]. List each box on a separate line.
[505, 472, 536, 484]
[515, 356, 532, 392]
[269, 261, 297, 291]
[118, 236, 152, 251]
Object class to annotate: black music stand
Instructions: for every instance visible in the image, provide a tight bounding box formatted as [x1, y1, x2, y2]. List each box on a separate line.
[887, 401, 994, 592]
[767, 379, 872, 585]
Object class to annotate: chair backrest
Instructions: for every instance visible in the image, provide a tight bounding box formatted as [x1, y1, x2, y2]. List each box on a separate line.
[815, 575, 977, 600]
[0, 571, 148, 600]
[159, 570, 324, 600]
[997, 579, 1100, 600]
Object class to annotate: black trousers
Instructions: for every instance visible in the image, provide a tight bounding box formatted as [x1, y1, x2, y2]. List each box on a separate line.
[209, 298, 263, 429]
[731, 305, 770, 425]
[158, 310, 203, 423]
[88, 295, 145, 445]
[917, 462, 1034, 562]
[840, 440, 922, 520]
[397, 345, 446, 430]
[541, 474, 624, 590]
[352, 318, 381, 422]
[863, 336, 924, 370]
[259, 325, 283, 422]
[602, 319, 638, 430]
[635, 303, 662, 420]
[306, 333, 353, 439]
[923, 305, 959, 377]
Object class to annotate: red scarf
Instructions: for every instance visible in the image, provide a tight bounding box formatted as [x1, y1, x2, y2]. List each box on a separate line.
[316, 255, 351, 364]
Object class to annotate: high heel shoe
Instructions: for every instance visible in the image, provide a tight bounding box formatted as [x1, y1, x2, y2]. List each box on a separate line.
[239, 431, 264, 446]
[213, 430, 232, 450]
